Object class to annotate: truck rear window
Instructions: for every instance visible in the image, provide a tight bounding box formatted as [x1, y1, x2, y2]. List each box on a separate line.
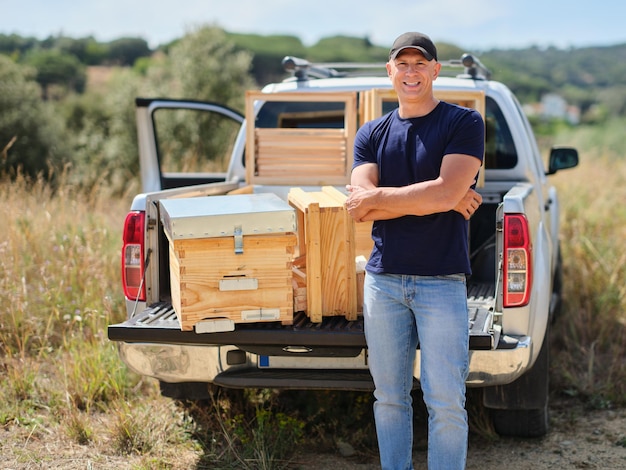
[254, 101, 347, 129]
[255, 96, 518, 170]
[382, 97, 518, 170]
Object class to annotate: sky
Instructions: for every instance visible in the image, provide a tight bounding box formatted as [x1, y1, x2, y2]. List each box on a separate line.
[2, 0, 625, 52]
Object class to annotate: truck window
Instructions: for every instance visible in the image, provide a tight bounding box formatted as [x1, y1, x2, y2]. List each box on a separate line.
[255, 101, 346, 129]
[152, 108, 241, 174]
[484, 97, 517, 169]
[255, 95, 518, 170]
[382, 96, 518, 170]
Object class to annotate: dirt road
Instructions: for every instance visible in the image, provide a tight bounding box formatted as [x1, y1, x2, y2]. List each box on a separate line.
[295, 399, 626, 470]
[2, 398, 625, 469]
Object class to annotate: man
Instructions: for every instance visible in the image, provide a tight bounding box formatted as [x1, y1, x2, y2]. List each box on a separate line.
[346, 32, 484, 469]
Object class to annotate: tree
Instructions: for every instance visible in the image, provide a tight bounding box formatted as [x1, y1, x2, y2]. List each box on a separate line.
[307, 35, 388, 62]
[22, 48, 86, 98]
[55, 35, 109, 65]
[60, 68, 143, 194]
[163, 25, 255, 107]
[0, 33, 38, 58]
[0, 56, 68, 179]
[227, 32, 307, 85]
[107, 37, 151, 66]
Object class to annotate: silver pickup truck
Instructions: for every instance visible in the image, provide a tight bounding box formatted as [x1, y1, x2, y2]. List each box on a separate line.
[108, 54, 578, 437]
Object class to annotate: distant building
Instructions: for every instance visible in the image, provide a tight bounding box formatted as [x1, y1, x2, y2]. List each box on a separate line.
[523, 93, 580, 125]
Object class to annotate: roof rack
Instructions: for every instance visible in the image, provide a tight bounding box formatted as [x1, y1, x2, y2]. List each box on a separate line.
[282, 53, 491, 81]
[440, 54, 491, 80]
[282, 56, 386, 80]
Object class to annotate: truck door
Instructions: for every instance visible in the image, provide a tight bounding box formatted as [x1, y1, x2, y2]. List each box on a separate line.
[135, 98, 244, 193]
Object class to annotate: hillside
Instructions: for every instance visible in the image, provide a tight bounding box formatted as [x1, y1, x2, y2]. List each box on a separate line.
[2, 30, 626, 120]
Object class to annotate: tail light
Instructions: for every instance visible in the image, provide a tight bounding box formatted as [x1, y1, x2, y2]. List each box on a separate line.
[122, 211, 146, 301]
[503, 214, 532, 307]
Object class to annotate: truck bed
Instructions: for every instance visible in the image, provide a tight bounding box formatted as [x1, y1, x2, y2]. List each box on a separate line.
[108, 281, 497, 350]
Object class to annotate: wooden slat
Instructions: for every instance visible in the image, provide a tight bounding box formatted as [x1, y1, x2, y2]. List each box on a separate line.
[256, 165, 346, 177]
[305, 201, 323, 322]
[255, 128, 346, 140]
[257, 149, 346, 159]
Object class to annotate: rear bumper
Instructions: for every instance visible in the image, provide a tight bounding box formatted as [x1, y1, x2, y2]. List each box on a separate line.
[116, 335, 531, 390]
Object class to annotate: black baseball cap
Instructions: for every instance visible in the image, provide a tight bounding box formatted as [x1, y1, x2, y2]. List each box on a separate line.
[389, 32, 437, 61]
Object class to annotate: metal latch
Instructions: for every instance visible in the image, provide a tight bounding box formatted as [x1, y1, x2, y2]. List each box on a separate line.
[234, 225, 243, 254]
[219, 277, 258, 291]
[241, 308, 281, 321]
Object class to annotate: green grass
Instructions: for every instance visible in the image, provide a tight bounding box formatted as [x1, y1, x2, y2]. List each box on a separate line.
[1, 122, 625, 467]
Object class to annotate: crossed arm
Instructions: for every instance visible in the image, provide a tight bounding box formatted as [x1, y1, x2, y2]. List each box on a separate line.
[345, 153, 483, 222]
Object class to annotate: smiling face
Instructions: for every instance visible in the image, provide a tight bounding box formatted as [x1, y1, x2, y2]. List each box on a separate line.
[386, 48, 441, 116]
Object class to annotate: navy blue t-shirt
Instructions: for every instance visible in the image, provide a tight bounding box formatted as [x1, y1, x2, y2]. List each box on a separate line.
[353, 101, 485, 276]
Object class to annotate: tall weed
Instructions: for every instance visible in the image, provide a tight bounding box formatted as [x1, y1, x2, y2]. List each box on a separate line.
[550, 132, 626, 407]
[0, 172, 138, 420]
[0, 172, 209, 468]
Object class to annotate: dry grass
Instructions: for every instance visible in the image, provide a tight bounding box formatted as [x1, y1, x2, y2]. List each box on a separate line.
[550, 153, 626, 407]
[1, 129, 625, 467]
[0, 173, 200, 468]
[0, 173, 311, 468]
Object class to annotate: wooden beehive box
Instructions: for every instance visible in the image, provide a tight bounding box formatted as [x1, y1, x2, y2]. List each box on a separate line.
[245, 90, 358, 187]
[160, 193, 297, 332]
[288, 186, 373, 322]
[361, 88, 486, 187]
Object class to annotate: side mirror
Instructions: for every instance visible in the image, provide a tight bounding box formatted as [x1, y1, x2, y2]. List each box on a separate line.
[547, 146, 579, 175]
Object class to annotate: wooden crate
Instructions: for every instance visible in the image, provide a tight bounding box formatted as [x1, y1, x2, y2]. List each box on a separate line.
[160, 194, 297, 332]
[245, 91, 358, 186]
[288, 186, 371, 322]
[360, 88, 486, 187]
[167, 234, 296, 331]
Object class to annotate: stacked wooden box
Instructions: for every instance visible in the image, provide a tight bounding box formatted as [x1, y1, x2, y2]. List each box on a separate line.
[160, 193, 297, 332]
[288, 186, 373, 323]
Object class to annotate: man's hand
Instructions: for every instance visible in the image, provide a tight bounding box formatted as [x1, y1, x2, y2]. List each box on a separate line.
[454, 188, 482, 220]
[345, 184, 371, 222]
[347, 185, 482, 222]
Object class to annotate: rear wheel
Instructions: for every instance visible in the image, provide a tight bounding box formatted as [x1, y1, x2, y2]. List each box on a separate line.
[159, 381, 217, 400]
[550, 247, 564, 322]
[159, 381, 247, 405]
[490, 404, 548, 438]
[484, 324, 551, 437]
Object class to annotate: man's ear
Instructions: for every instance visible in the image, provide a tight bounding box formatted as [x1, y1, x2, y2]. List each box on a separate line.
[433, 62, 442, 79]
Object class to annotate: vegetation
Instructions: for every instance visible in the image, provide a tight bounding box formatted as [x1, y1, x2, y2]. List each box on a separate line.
[2, 26, 626, 185]
[1, 26, 255, 194]
[480, 45, 626, 123]
[0, 33, 151, 66]
[1, 23, 625, 468]
[0, 55, 69, 180]
[1, 125, 624, 467]
[548, 124, 626, 408]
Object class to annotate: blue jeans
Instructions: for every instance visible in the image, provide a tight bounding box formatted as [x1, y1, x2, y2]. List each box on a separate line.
[363, 272, 469, 470]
